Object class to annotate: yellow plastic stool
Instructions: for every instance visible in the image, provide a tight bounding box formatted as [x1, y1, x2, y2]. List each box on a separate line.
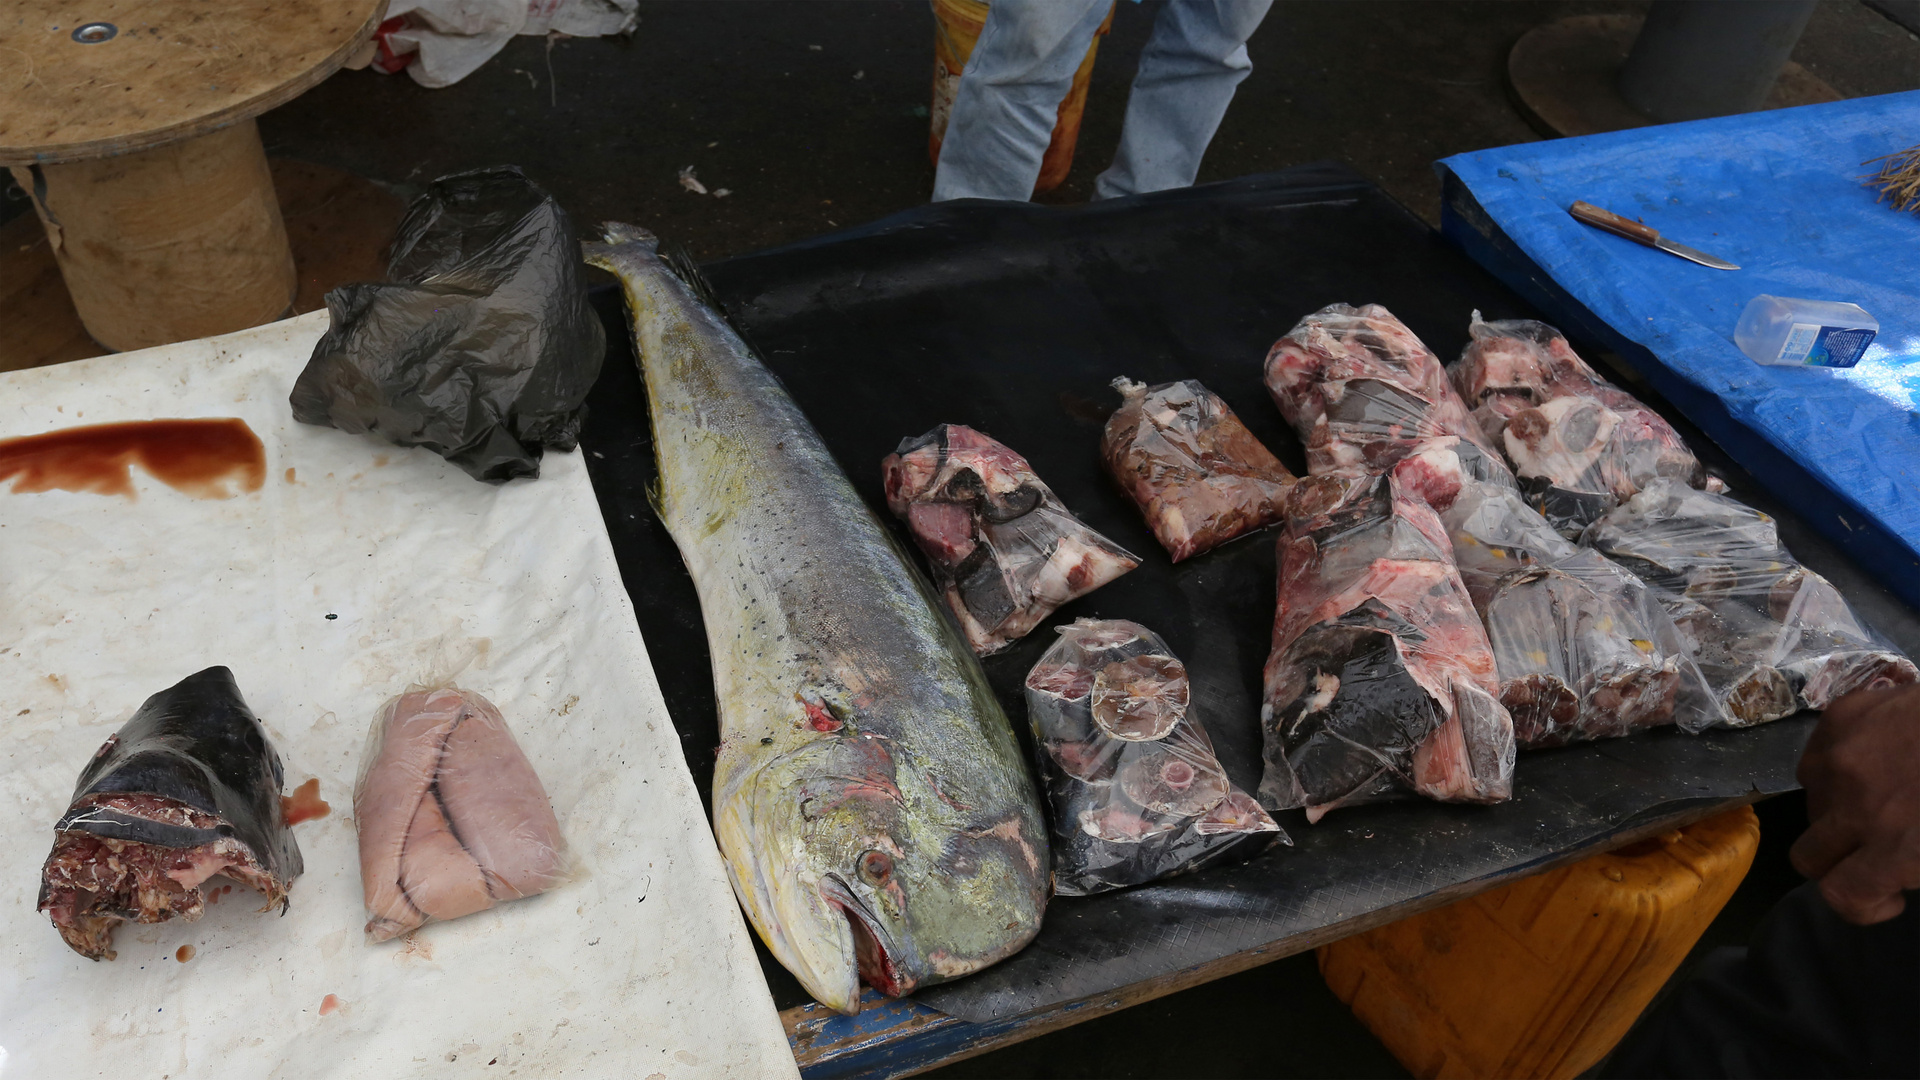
[1318, 804, 1760, 1080]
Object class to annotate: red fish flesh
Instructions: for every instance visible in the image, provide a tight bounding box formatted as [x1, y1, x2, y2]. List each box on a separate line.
[1026, 619, 1283, 894]
[38, 667, 304, 960]
[1102, 378, 1296, 561]
[1264, 303, 1498, 477]
[1387, 438, 1717, 746]
[1260, 474, 1514, 821]
[1450, 314, 1711, 534]
[884, 424, 1139, 655]
[1587, 480, 1917, 727]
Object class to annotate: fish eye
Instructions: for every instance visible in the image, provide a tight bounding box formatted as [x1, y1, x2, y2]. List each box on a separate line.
[858, 849, 892, 885]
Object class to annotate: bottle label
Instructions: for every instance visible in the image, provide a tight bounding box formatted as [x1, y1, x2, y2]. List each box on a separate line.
[1776, 323, 1876, 368]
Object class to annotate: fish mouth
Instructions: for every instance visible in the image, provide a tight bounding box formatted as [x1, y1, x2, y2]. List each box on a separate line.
[822, 875, 913, 1000]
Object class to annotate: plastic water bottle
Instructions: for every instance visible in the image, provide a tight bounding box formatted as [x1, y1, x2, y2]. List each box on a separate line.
[1734, 295, 1878, 368]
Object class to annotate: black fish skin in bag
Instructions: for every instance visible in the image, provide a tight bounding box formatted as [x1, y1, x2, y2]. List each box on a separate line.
[289, 166, 605, 482]
[38, 667, 304, 960]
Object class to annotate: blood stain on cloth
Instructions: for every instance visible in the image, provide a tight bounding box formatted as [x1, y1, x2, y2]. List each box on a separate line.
[319, 994, 341, 1016]
[0, 418, 266, 499]
[282, 779, 331, 825]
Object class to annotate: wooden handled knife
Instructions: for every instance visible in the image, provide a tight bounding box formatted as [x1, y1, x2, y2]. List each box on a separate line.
[1568, 201, 1740, 270]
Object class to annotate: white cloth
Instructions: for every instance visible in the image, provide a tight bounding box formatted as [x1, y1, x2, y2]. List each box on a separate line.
[0, 312, 796, 1079]
[387, 0, 639, 88]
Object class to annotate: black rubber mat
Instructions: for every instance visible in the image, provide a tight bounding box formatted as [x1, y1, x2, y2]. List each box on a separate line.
[575, 162, 1919, 1023]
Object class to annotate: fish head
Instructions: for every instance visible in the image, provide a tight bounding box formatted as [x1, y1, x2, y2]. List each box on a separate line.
[715, 712, 1046, 1014]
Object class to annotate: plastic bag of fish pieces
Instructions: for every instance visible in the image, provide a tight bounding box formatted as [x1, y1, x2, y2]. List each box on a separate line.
[1584, 480, 1918, 728]
[1264, 302, 1499, 477]
[1450, 313, 1715, 536]
[1101, 377, 1296, 562]
[1482, 550, 1724, 747]
[884, 424, 1140, 655]
[1260, 472, 1516, 822]
[1387, 438, 1724, 745]
[1025, 619, 1285, 894]
[355, 687, 569, 942]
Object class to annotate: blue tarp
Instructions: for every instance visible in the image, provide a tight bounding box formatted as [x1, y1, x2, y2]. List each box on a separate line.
[1437, 91, 1920, 607]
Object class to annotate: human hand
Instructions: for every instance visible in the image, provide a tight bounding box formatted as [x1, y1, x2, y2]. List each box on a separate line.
[1790, 682, 1920, 925]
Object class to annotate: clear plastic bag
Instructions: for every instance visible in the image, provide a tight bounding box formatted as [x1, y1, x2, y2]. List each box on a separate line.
[1264, 303, 1498, 477]
[1101, 378, 1296, 561]
[1026, 619, 1284, 895]
[1584, 480, 1918, 727]
[1259, 472, 1515, 821]
[1450, 313, 1711, 535]
[1482, 550, 1721, 747]
[1387, 439, 1722, 745]
[883, 424, 1139, 655]
[355, 687, 567, 942]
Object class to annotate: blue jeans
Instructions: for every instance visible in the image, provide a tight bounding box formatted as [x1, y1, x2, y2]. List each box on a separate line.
[931, 0, 1273, 202]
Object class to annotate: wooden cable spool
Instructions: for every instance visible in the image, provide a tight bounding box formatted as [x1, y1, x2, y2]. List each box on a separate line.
[0, 1, 386, 352]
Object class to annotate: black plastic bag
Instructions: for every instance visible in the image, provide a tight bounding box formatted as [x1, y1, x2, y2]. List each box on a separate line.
[289, 166, 605, 482]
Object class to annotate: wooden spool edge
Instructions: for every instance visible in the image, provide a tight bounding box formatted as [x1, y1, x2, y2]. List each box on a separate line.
[0, 1, 388, 167]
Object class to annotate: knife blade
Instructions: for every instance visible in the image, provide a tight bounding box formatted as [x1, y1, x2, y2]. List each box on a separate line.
[1568, 200, 1740, 270]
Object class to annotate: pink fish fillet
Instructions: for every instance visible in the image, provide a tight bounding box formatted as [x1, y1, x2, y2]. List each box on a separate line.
[356, 689, 565, 942]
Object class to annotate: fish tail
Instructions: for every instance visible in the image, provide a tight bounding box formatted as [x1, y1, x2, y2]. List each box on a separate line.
[590, 221, 659, 252]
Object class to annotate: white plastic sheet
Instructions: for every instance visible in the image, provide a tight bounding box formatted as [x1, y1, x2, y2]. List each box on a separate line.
[0, 313, 796, 1079]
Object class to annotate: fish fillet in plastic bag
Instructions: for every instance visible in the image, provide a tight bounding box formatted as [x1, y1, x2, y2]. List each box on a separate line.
[1026, 619, 1285, 895]
[1450, 313, 1711, 535]
[1387, 438, 1721, 745]
[356, 688, 567, 941]
[1259, 473, 1515, 821]
[1101, 378, 1296, 561]
[1264, 303, 1497, 477]
[883, 424, 1139, 655]
[1584, 480, 1918, 727]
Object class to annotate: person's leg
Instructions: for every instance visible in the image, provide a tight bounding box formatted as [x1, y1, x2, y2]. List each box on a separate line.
[931, 0, 1111, 202]
[1094, 0, 1272, 200]
[1603, 882, 1920, 1078]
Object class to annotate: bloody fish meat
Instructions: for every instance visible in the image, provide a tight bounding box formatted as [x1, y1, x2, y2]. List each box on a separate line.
[1101, 377, 1296, 561]
[1260, 473, 1515, 821]
[883, 423, 1138, 655]
[1386, 438, 1718, 746]
[1026, 619, 1283, 895]
[37, 667, 304, 960]
[1264, 303, 1499, 477]
[1586, 480, 1918, 726]
[1450, 313, 1712, 535]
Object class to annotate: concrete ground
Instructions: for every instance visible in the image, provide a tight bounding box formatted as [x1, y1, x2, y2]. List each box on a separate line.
[247, 0, 1920, 255]
[11, 2, 1908, 1075]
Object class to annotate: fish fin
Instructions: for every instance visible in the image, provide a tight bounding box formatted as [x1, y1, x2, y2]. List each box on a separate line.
[580, 222, 659, 271]
[645, 472, 669, 524]
[662, 241, 723, 311]
[662, 241, 784, 383]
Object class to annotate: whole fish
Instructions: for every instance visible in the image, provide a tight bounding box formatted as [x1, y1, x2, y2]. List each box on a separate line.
[584, 225, 1048, 1014]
